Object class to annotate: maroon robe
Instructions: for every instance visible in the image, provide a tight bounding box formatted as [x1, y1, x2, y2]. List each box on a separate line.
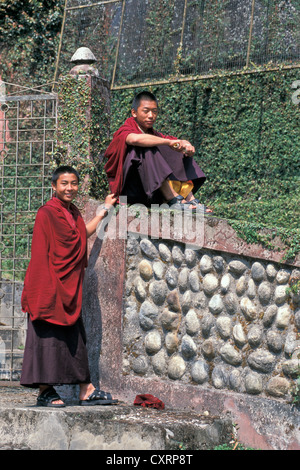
[21, 196, 87, 326]
[104, 117, 177, 198]
[104, 117, 206, 204]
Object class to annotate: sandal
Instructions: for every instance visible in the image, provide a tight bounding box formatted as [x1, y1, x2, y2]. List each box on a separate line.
[36, 386, 66, 408]
[187, 198, 213, 214]
[79, 388, 118, 406]
[167, 195, 194, 210]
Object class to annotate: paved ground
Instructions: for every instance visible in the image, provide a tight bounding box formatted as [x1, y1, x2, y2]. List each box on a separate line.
[0, 385, 37, 408]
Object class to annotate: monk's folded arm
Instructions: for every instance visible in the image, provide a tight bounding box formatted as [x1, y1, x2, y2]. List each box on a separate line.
[125, 133, 176, 147]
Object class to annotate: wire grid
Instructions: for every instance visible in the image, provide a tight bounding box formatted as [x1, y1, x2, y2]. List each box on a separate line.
[0, 93, 57, 381]
[56, 0, 300, 87]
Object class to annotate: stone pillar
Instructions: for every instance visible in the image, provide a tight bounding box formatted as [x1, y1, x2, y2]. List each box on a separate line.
[55, 48, 112, 401]
[55, 47, 110, 207]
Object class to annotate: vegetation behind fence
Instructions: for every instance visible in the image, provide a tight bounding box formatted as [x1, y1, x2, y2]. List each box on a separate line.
[0, 0, 299, 261]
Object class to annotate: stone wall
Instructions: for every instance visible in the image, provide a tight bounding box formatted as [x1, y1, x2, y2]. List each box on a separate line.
[123, 236, 300, 400]
[83, 200, 300, 450]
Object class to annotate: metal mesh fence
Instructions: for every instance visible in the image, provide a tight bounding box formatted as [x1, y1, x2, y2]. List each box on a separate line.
[56, 0, 300, 87]
[57, 0, 123, 84]
[0, 87, 56, 381]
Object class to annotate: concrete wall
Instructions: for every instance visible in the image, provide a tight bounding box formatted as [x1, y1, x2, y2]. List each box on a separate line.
[83, 200, 300, 450]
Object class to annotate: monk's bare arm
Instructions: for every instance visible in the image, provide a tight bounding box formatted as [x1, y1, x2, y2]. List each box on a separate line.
[125, 133, 195, 156]
[85, 193, 117, 238]
[126, 133, 174, 147]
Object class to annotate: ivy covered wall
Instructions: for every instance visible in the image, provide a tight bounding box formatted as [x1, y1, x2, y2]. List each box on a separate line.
[0, 0, 63, 87]
[53, 73, 111, 207]
[1, 1, 298, 262]
[108, 68, 299, 261]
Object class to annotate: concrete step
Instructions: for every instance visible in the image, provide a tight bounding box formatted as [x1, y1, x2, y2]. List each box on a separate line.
[0, 386, 233, 450]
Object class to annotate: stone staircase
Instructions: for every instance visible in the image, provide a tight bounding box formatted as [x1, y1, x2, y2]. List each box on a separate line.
[0, 386, 232, 450]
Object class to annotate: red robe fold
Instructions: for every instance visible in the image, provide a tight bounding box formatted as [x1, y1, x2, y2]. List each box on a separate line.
[21, 196, 87, 326]
[104, 116, 176, 198]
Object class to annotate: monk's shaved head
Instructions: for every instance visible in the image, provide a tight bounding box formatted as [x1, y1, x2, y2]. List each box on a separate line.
[132, 91, 158, 111]
[51, 165, 80, 185]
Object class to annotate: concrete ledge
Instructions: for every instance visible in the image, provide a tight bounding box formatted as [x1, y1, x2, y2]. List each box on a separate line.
[102, 375, 300, 451]
[0, 387, 232, 450]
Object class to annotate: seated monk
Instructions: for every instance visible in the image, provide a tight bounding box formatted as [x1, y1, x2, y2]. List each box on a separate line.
[104, 91, 212, 212]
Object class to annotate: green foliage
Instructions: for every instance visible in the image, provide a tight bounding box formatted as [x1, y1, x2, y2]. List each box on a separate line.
[0, 0, 64, 86]
[110, 69, 300, 261]
[52, 74, 95, 207]
[89, 83, 110, 200]
[286, 279, 300, 297]
[53, 75, 92, 168]
[52, 74, 109, 203]
[1, 2, 299, 262]
[214, 442, 257, 450]
[291, 374, 300, 405]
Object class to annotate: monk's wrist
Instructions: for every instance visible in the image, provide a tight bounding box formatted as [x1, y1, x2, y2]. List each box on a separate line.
[168, 140, 179, 149]
[101, 204, 111, 215]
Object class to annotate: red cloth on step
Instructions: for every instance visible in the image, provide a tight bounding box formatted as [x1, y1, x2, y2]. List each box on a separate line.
[134, 394, 165, 410]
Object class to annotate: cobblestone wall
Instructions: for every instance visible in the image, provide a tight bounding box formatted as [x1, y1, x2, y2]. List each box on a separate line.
[123, 235, 300, 400]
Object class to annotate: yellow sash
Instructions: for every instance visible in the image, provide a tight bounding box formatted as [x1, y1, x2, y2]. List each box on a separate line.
[168, 180, 194, 199]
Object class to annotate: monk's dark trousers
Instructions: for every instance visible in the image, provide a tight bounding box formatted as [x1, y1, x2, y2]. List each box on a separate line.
[20, 316, 91, 388]
[121, 145, 206, 206]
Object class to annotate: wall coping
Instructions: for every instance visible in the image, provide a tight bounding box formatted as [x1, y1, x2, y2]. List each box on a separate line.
[85, 200, 299, 267]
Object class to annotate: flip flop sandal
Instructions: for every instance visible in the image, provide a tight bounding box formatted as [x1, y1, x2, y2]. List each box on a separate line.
[167, 195, 191, 210]
[36, 386, 66, 408]
[79, 388, 118, 406]
[182, 200, 198, 210]
[189, 198, 213, 214]
[202, 205, 213, 214]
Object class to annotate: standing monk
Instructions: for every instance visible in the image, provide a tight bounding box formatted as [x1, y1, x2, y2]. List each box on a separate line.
[20, 165, 118, 407]
[104, 91, 212, 212]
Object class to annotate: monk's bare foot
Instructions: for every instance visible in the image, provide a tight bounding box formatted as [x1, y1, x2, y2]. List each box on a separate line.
[79, 383, 96, 401]
[38, 385, 65, 406]
[185, 196, 213, 213]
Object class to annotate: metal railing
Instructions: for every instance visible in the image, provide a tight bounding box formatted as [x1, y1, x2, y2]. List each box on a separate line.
[54, 0, 300, 89]
[0, 91, 57, 381]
